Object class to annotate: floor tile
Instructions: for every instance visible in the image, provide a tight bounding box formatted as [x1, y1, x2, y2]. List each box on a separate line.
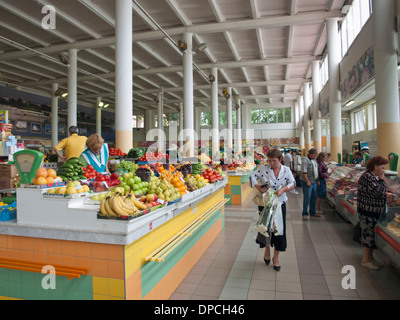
[168, 190, 400, 301]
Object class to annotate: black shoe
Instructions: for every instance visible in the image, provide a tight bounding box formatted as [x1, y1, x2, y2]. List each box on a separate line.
[264, 258, 271, 266]
[272, 258, 281, 271]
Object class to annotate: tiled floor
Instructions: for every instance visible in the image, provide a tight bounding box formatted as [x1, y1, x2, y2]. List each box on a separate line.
[169, 187, 400, 300]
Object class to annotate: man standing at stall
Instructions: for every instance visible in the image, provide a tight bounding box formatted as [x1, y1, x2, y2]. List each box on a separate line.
[300, 148, 320, 220]
[53, 126, 87, 162]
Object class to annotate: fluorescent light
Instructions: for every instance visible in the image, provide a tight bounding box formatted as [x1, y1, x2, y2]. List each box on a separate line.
[345, 100, 355, 107]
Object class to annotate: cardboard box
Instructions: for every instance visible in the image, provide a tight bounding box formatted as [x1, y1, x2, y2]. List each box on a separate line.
[0, 164, 18, 177]
[0, 178, 14, 190]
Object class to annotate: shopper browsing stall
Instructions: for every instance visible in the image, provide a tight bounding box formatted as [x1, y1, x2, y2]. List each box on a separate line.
[300, 148, 319, 219]
[53, 126, 87, 162]
[316, 152, 329, 214]
[250, 148, 296, 271]
[79, 133, 110, 174]
[357, 156, 389, 270]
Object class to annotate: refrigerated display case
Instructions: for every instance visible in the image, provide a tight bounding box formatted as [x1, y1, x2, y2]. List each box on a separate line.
[325, 165, 400, 270]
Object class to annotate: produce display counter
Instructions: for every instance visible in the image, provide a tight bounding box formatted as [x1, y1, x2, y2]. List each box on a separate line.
[224, 167, 255, 205]
[325, 164, 400, 270]
[0, 178, 228, 300]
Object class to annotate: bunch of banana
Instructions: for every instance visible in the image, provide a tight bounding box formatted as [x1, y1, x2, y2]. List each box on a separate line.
[99, 191, 148, 217]
[100, 193, 135, 217]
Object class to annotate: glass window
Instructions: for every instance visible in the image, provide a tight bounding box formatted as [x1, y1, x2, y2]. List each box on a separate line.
[132, 115, 144, 128]
[340, 0, 372, 58]
[200, 111, 212, 126]
[353, 108, 366, 133]
[284, 107, 292, 122]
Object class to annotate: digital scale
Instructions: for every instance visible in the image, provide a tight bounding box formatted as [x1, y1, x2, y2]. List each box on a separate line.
[13, 149, 44, 184]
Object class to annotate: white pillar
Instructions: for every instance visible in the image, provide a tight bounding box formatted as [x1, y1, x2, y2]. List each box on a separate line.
[211, 67, 219, 160]
[96, 97, 102, 136]
[226, 87, 233, 150]
[182, 32, 194, 157]
[303, 82, 312, 151]
[299, 97, 305, 153]
[68, 48, 77, 128]
[179, 102, 184, 148]
[312, 60, 322, 152]
[115, 0, 133, 152]
[51, 83, 58, 148]
[327, 18, 342, 162]
[158, 91, 164, 131]
[236, 100, 242, 154]
[372, 0, 400, 165]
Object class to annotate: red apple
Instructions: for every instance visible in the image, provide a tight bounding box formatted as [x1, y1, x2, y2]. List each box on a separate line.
[140, 195, 147, 202]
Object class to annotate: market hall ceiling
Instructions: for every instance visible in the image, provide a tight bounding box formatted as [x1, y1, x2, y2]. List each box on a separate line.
[0, 0, 346, 112]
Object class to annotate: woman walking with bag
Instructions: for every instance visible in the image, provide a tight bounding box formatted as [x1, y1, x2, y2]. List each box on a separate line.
[250, 149, 296, 271]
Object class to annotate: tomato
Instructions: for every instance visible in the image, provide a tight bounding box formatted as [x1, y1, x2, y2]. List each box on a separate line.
[206, 168, 212, 173]
[87, 165, 94, 171]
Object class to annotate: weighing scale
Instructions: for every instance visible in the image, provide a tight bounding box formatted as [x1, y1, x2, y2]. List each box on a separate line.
[13, 150, 44, 184]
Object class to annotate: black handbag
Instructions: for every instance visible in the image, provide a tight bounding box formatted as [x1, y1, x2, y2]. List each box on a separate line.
[353, 222, 361, 244]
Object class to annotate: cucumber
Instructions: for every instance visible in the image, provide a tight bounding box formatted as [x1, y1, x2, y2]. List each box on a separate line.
[66, 158, 79, 164]
[78, 175, 86, 180]
[60, 164, 74, 170]
[57, 170, 72, 176]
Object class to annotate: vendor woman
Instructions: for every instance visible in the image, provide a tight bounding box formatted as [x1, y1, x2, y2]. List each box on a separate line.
[79, 133, 110, 173]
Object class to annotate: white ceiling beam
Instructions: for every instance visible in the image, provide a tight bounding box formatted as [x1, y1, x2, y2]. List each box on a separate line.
[0, 11, 343, 61]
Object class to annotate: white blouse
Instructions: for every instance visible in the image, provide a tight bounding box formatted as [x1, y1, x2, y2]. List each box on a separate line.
[250, 164, 296, 203]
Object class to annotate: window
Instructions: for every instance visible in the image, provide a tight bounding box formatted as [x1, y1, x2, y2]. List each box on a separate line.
[200, 111, 235, 126]
[353, 108, 366, 133]
[163, 113, 179, 127]
[340, 0, 372, 57]
[251, 107, 291, 124]
[367, 102, 377, 130]
[132, 115, 144, 128]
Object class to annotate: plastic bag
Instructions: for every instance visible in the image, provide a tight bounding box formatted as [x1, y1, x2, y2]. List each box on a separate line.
[254, 189, 279, 237]
[272, 203, 283, 236]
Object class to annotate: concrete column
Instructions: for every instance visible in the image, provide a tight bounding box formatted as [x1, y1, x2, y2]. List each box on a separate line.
[298, 96, 305, 153]
[236, 100, 242, 154]
[158, 91, 164, 131]
[179, 102, 184, 148]
[211, 67, 219, 160]
[68, 48, 77, 128]
[51, 83, 58, 148]
[372, 0, 400, 167]
[115, 0, 133, 152]
[303, 82, 312, 151]
[96, 97, 102, 136]
[327, 18, 342, 162]
[226, 87, 233, 150]
[312, 60, 322, 153]
[182, 32, 194, 157]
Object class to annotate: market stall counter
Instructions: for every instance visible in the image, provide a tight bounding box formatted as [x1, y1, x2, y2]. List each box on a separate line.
[325, 164, 400, 270]
[224, 166, 256, 205]
[0, 178, 228, 300]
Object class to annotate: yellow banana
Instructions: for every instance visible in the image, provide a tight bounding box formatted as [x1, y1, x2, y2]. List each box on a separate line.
[100, 199, 108, 215]
[104, 196, 118, 216]
[116, 193, 136, 215]
[111, 193, 133, 216]
[131, 196, 148, 210]
[124, 194, 138, 213]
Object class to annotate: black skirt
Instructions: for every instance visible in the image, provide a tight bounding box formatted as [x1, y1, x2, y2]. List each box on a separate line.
[257, 203, 287, 252]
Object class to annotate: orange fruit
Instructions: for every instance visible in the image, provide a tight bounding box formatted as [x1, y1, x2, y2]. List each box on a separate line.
[55, 176, 63, 182]
[47, 168, 57, 179]
[35, 176, 47, 185]
[36, 168, 48, 178]
[46, 177, 55, 184]
[32, 177, 37, 184]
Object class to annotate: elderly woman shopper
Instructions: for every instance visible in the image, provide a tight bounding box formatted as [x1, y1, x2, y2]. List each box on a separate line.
[250, 149, 296, 271]
[79, 133, 110, 173]
[357, 156, 389, 270]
